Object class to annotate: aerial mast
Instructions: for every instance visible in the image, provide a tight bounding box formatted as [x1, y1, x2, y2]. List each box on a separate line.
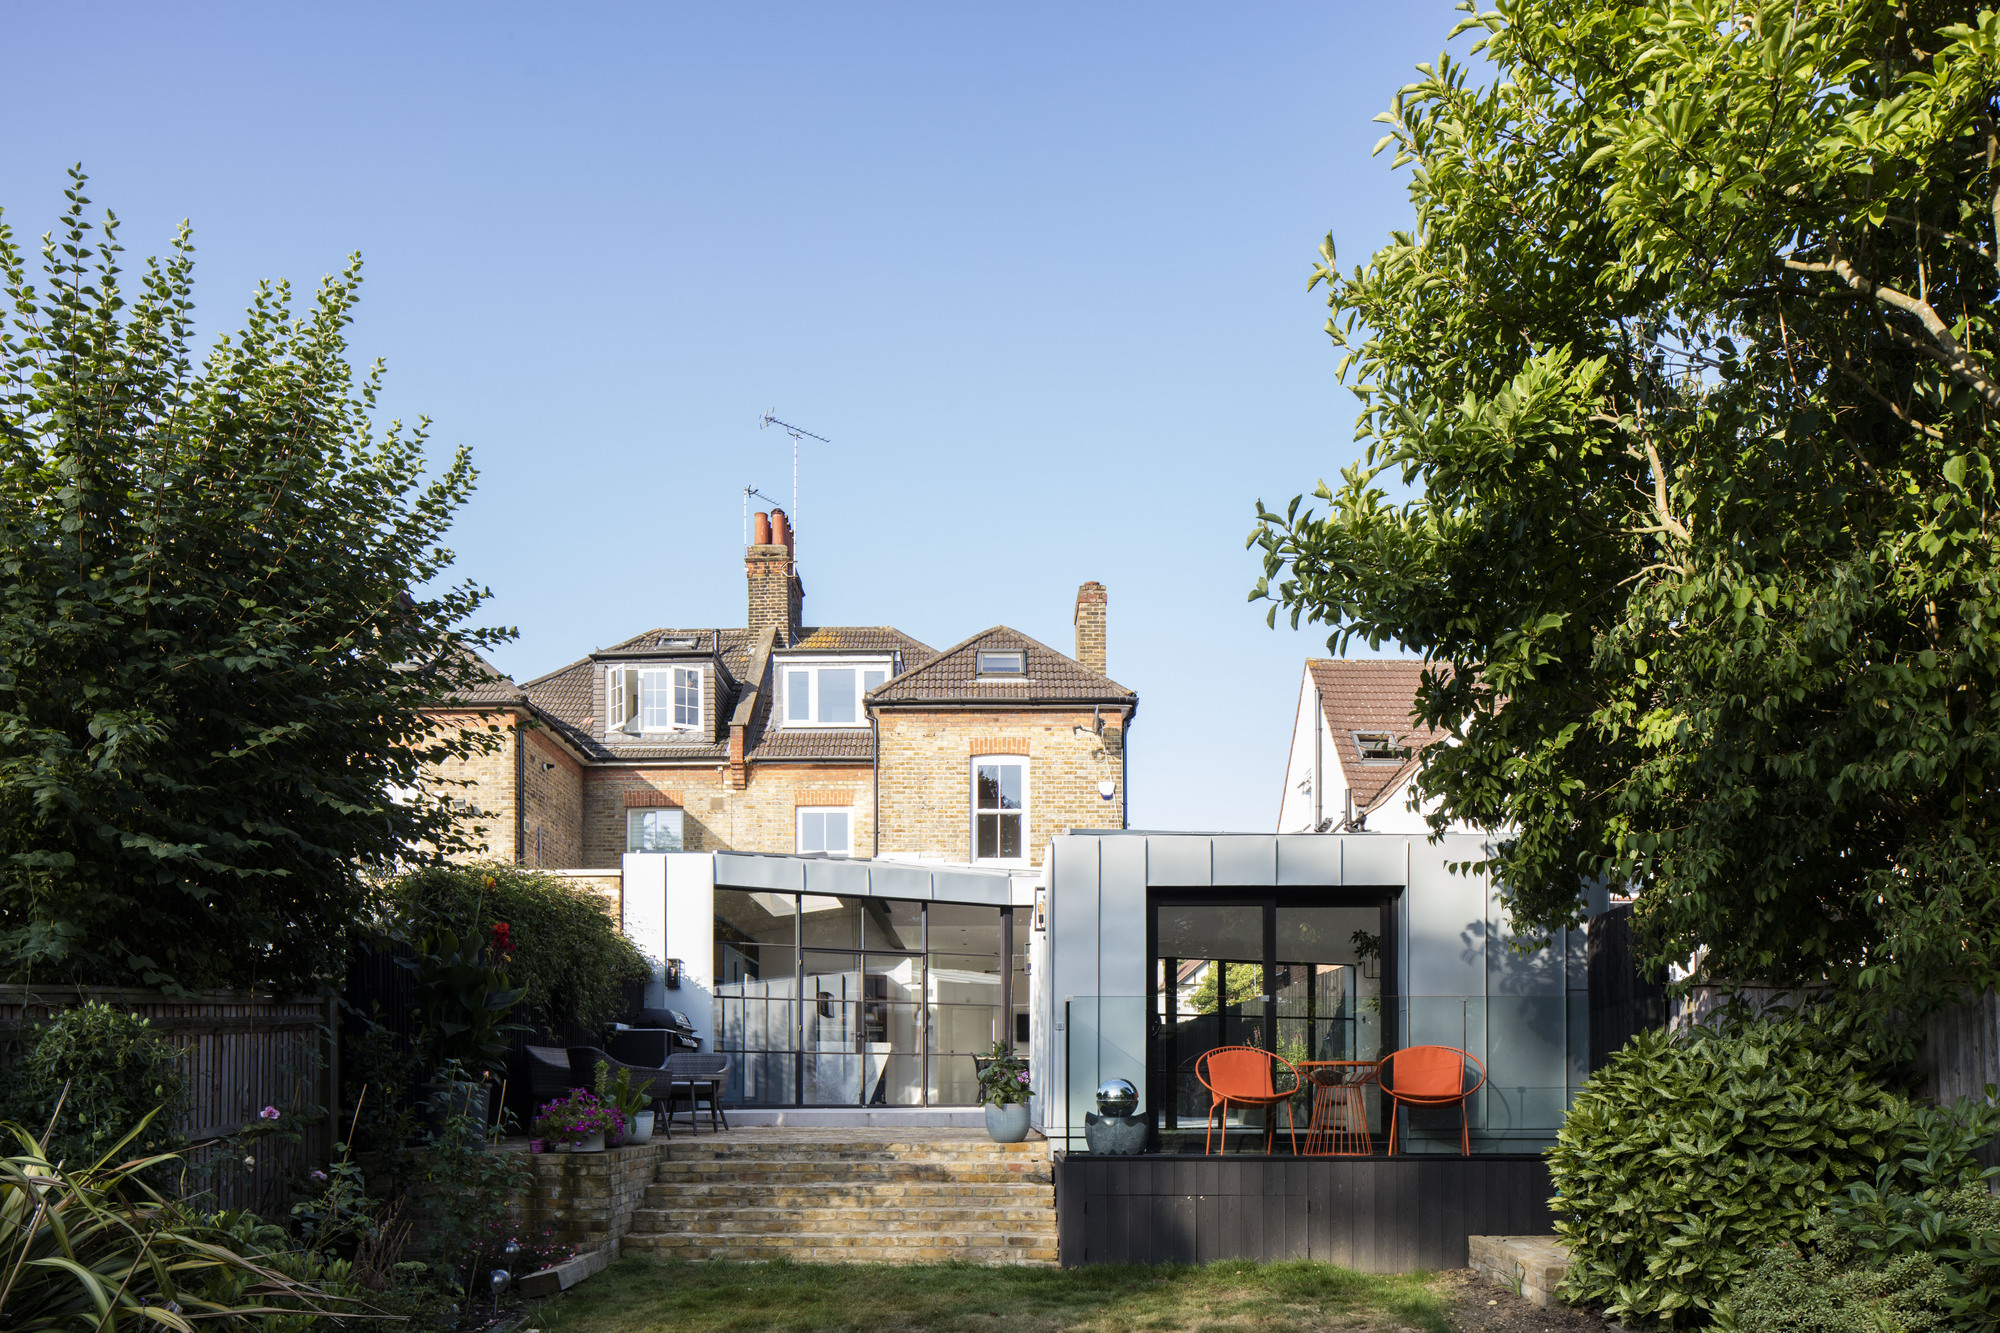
[757, 411, 830, 532]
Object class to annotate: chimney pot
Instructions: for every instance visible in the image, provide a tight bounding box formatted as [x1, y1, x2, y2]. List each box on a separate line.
[752, 511, 772, 546]
[771, 508, 791, 550]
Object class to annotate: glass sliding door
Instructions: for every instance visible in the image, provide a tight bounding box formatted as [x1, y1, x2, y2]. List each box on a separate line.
[1150, 893, 1393, 1150]
[711, 893, 1015, 1107]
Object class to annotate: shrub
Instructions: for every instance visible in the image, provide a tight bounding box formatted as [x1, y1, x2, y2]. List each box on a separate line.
[0, 1122, 342, 1330]
[376, 862, 652, 1034]
[1732, 1099, 2000, 1333]
[1549, 1010, 1920, 1329]
[1, 1001, 188, 1169]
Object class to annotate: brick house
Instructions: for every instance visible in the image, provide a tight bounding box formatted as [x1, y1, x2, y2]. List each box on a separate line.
[428, 509, 1136, 870]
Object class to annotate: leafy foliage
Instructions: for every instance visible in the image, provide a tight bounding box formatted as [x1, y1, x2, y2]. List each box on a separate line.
[976, 1041, 1033, 1108]
[0, 1116, 344, 1332]
[0, 170, 507, 994]
[0, 1002, 187, 1172]
[1548, 1010, 1945, 1327]
[378, 861, 653, 1035]
[1186, 961, 1265, 1017]
[1250, 0, 2000, 1028]
[401, 926, 525, 1078]
[1733, 1099, 2000, 1333]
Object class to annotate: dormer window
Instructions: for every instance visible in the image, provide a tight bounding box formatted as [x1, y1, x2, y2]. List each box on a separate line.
[781, 658, 891, 727]
[607, 666, 702, 734]
[1353, 731, 1409, 762]
[977, 650, 1025, 676]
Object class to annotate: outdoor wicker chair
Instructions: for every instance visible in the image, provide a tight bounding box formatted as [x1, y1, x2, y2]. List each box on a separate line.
[662, 1052, 731, 1135]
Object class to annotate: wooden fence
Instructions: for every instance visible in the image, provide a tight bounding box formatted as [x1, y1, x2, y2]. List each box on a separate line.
[1919, 989, 2000, 1104]
[0, 985, 336, 1213]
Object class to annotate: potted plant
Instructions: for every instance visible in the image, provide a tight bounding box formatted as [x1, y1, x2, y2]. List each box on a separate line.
[976, 1041, 1033, 1143]
[595, 1062, 655, 1145]
[532, 1089, 623, 1152]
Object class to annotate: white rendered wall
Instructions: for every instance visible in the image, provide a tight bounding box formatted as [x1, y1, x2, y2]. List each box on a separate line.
[663, 852, 717, 1047]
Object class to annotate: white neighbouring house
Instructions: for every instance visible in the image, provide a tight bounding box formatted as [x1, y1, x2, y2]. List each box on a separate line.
[1277, 659, 1481, 836]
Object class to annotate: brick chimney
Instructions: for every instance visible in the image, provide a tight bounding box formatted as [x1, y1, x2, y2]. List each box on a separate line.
[1073, 581, 1106, 676]
[746, 510, 802, 646]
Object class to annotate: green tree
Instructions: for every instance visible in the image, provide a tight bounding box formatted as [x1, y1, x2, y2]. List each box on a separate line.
[1186, 961, 1265, 1016]
[1251, 2, 2000, 1035]
[0, 171, 508, 994]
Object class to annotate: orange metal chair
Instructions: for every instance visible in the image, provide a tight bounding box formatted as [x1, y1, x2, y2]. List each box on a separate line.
[1194, 1046, 1303, 1155]
[1378, 1045, 1486, 1156]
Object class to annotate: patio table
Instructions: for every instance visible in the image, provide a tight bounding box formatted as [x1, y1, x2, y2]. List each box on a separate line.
[1296, 1060, 1379, 1156]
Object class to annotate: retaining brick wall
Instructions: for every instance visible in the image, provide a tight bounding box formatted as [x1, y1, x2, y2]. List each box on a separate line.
[508, 1141, 668, 1258]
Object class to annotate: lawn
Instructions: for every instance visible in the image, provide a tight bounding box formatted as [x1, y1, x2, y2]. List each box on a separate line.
[529, 1257, 1453, 1333]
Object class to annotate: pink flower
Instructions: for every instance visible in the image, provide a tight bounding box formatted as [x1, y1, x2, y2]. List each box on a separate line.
[259, 1106, 280, 1120]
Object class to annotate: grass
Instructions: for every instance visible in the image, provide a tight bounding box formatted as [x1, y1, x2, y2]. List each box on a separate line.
[529, 1256, 1453, 1333]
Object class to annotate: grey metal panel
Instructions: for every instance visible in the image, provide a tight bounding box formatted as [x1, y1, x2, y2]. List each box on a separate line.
[1098, 837, 1149, 999]
[1211, 836, 1277, 887]
[1405, 837, 1486, 997]
[867, 862, 933, 901]
[713, 852, 803, 892]
[1096, 835, 1150, 1111]
[1146, 836, 1212, 887]
[803, 858, 868, 898]
[1048, 837, 1100, 1148]
[1276, 836, 1342, 886]
[1343, 835, 1408, 886]
[1567, 918, 1590, 993]
[932, 870, 1008, 905]
[1488, 876, 1567, 997]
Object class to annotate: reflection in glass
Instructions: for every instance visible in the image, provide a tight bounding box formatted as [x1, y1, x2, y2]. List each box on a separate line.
[928, 1053, 982, 1105]
[862, 898, 923, 951]
[799, 896, 862, 950]
[928, 901, 1002, 956]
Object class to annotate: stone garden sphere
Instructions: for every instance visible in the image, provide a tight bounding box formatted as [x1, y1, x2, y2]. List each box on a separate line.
[1095, 1078, 1139, 1117]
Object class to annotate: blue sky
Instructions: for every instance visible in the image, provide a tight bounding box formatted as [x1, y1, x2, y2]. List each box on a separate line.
[0, 2, 1473, 832]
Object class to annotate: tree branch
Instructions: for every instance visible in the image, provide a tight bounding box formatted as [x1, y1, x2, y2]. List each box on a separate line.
[1782, 252, 2000, 411]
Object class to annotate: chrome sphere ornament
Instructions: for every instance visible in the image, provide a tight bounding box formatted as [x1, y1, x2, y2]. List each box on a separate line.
[1095, 1078, 1139, 1117]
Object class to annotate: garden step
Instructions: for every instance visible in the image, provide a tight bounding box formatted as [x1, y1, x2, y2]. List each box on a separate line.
[651, 1161, 1050, 1184]
[620, 1228, 1058, 1266]
[641, 1181, 1052, 1208]
[664, 1141, 1044, 1162]
[628, 1205, 1056, 1233]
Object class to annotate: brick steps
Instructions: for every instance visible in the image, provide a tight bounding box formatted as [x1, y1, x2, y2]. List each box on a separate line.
[629, 1134, 1057, 1266]
[642, 1181, 1053, 1207]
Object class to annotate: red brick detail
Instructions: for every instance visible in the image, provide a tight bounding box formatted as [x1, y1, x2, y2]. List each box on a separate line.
[625, 790, 683, 808]
[729, 725, 747, 789]
[969, 737, 1031, 756]
[794, 788, 855, 807]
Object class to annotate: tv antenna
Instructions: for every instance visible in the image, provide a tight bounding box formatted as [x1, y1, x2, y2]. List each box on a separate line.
[758, 411, 829, 530]
[741, 486, 783, 546]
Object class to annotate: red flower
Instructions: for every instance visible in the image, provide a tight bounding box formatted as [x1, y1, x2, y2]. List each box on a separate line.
[492, 922, 512, 954]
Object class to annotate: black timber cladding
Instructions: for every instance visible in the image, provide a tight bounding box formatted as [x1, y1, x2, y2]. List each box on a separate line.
[1054, 1154, 1554, 1270]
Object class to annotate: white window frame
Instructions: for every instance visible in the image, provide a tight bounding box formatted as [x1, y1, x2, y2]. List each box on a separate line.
[795, 806, 853, 857]
[627, 807, 685, 852]
[606, 665, 702, 735]
[976, 650, 1025, 676]
[970, 755, 1030, 866]
[778, 657, 892, 728]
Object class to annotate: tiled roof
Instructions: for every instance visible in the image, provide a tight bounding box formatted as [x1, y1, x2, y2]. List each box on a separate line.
[439, 651, 527, 706]
[517, 625, 938, 765]
[872, 626, 1135, 705]
[1306, 659, 1448, 815]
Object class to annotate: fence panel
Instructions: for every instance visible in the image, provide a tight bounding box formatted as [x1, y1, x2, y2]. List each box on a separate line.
[0, 985, 333, 1214]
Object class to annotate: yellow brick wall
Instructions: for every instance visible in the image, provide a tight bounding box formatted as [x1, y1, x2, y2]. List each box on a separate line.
[423, 709, 519, 861]
[876, 710, 1125, 865]
[579, 763, 873, 866]
[520, 728, 585, 868]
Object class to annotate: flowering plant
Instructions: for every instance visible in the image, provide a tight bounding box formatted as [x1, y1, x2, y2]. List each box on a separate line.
[532, 1088, 624, 1144]
[975, 1041, 1032, 1108]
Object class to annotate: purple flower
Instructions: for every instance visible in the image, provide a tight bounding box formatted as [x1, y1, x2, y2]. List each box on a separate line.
[1016, 1072, 1030, 1084]
[259, 1106, 280, 1120]
[310, 1170, 328, 1181]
